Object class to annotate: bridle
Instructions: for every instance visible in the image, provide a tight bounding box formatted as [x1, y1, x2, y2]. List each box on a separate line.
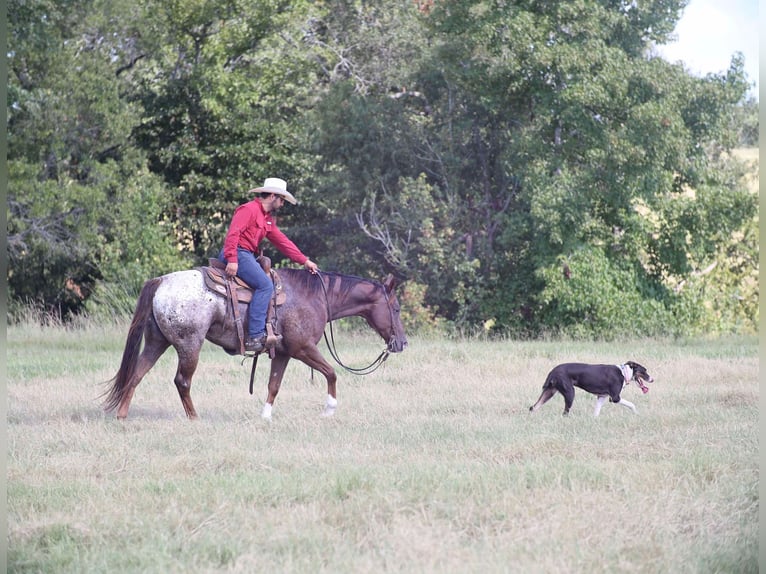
[316, 272, 396, 375]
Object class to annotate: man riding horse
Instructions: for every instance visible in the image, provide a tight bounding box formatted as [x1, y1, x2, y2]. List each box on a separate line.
[218, 177, 319, 353]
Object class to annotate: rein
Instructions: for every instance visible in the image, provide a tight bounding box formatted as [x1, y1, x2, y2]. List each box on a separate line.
[316, 272, 391, 375]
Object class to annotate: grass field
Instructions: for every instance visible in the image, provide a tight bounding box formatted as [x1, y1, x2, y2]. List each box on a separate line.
[7, 323, 759, 573]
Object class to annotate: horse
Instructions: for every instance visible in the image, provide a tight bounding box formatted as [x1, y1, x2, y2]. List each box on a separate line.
[102, 268, 408, 420]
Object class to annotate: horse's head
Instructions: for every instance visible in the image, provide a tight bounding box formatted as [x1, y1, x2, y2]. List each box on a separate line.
[370, 274, 408, 353]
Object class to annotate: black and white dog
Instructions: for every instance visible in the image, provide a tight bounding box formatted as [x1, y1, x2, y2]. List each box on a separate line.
[529, 361, 654, 416]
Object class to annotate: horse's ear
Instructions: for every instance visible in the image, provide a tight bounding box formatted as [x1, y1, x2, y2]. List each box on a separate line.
[382, 273, 398, 292]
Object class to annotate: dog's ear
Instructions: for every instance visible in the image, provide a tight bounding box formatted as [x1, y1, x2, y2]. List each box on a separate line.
[627, 361, 644, 371]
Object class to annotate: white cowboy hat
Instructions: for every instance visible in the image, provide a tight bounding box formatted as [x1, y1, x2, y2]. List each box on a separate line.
[249, 177, 297, 204]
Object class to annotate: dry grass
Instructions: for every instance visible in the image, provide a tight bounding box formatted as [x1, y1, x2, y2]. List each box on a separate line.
[732, 147, 759, 193]
[7, 324, 759, 573]
[733, 147, 759, 163]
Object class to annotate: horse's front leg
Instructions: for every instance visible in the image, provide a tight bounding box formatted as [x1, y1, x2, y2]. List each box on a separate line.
[261, 354, 290, 420]
[293, 345, 338, 417]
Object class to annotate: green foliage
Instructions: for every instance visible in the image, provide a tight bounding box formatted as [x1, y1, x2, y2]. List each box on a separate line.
[7, 154, 189, 320]
[672, 214, 759, 335]
[408, 0, 756, 336]
[396, 281, 446, 334]
[7, 0, 189, 319]
[357, 174, 482, 323]
[130, 0, 318, 258]
[536, 247, 677, 339]
[734, 97, 759, 146]
[6, 0, 758, 338]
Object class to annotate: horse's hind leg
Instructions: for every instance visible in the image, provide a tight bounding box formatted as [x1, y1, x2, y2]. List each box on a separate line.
[261, 354, 290, 420]
[117, 326, 170, 419]
[173, 345, 203, 419]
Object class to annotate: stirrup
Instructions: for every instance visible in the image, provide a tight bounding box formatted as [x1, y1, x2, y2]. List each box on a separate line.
[264, 324, 282, 349]
[265, 333, 282, 349]
[244, 335, 266, 353]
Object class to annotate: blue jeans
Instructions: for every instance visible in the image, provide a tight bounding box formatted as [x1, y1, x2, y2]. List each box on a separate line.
[218, 248, 273, 338]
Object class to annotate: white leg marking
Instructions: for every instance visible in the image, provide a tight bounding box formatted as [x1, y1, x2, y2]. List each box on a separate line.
[261, 402, 273, 420]
[593, 395, 608, 417]
[618, 398, 637, 414]
[322, 394, 337, 417]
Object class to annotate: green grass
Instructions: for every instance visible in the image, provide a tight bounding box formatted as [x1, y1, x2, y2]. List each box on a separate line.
[7, 323, 759, 573]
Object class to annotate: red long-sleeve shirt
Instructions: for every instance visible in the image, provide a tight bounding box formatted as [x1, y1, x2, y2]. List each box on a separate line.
[222, 199, 308, 265]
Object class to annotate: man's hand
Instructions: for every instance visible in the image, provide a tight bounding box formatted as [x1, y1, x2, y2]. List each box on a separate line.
[304, 259, 319, 274]
[225, 262, 238, 278]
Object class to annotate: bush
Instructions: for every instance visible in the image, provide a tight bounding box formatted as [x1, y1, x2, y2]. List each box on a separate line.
[535, 247, 679, 339]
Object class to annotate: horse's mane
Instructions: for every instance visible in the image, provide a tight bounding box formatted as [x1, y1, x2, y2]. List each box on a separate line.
[280, 269, 383, 298]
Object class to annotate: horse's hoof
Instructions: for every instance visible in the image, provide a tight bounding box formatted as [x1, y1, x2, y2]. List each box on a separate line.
[322, 394, 337, 417]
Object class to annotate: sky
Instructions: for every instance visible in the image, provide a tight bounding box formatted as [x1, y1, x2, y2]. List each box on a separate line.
[655, 0, 759, 99]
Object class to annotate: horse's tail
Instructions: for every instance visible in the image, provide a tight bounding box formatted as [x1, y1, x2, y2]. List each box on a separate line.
[101, 278, 162, 412]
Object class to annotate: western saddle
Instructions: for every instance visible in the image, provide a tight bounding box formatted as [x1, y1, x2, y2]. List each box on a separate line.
[199, 256, 285, 356]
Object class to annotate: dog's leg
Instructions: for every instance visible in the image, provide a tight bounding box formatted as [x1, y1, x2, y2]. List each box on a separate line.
[615, 398, 638, 414]
[593, 395, 608, 417]
[529, 387, 557, 412]
[561, 386, 575, 416]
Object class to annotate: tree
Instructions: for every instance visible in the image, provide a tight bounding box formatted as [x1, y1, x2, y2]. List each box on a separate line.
[7, 0, 188, 318]
[305, 0, 756, 336]
[128, 0, 320, 259]
[734, 96, 758, 147]
[7, 0, 757, 337]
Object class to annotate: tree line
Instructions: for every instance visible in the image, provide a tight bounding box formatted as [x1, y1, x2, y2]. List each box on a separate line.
[7, 0, 759, 338]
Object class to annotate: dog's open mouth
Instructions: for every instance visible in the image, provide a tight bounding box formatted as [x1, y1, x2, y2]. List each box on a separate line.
[635, 376, 651, 394]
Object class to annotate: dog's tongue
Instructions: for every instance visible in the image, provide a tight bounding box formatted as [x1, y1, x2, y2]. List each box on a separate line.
[640, 383, 649, 394]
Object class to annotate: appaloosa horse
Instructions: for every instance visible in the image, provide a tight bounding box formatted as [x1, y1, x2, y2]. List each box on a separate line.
[102, 268, 407, 420]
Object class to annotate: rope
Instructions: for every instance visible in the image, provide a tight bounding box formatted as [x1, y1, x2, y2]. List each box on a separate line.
[315, 271, 391, 375]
